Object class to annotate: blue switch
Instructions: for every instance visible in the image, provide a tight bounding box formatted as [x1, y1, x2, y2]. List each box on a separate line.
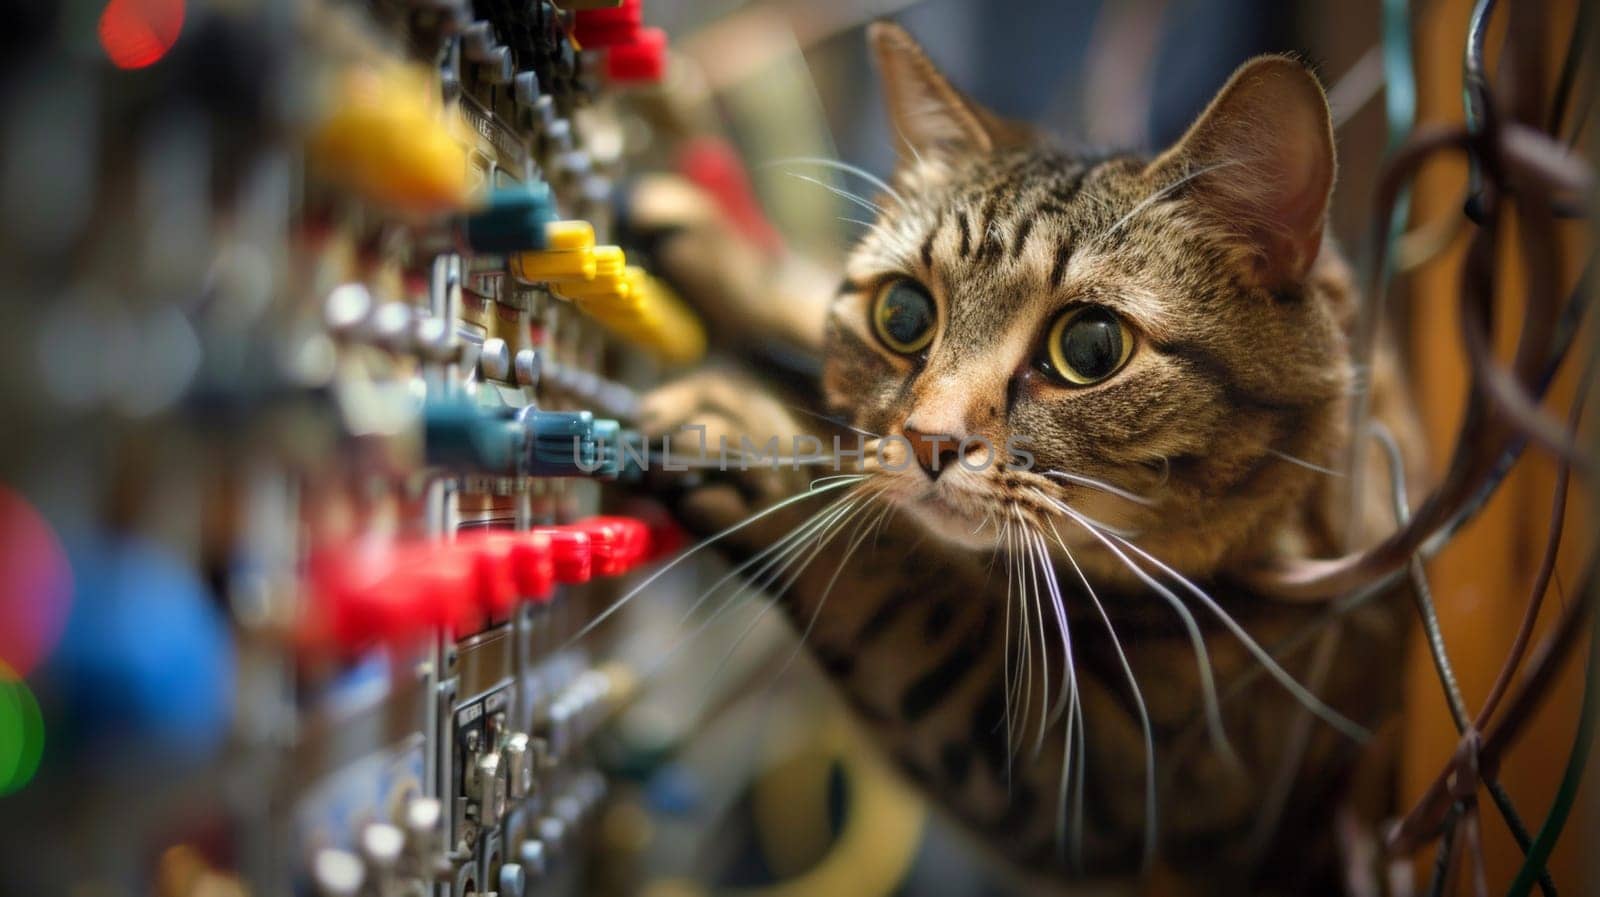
[591, 419, 621, 479]
[520, 409, 597, 476]
[425, 400, 524, 474]
[464, 182, 557, 254]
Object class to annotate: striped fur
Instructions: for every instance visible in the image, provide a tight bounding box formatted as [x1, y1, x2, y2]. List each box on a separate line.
[639, 23, 1421, 894]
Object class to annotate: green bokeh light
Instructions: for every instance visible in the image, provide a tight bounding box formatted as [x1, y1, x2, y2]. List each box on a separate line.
[0, 665, 44, 795]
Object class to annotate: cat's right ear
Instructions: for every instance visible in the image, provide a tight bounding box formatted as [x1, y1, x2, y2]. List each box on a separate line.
[868, 21, 1021, 169]
[1148, 56, 1335, 289]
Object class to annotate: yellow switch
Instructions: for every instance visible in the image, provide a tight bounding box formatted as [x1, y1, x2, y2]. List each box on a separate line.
[545, 220, 595, 251]
[511, 221, 598, 283]
[571, 266, 704, 364]
[511, 220, 706, 364]
[591, 245, 626, 278]
[635, 272, 707, 365]
[555, 244, 633, 309]
[307, 62, 472, 213]
[563, 275, 630, 302]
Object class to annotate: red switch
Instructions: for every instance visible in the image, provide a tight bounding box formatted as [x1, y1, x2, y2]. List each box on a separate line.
[605, 27, 667, 84]
[459, 531, 520, 620]
[644, 514, 687, 562]
[575, 516, 652, 576]
[394, 541, 479, 634]
[618, 516, 654, 566]
[306, 541, 440, 655]
[574, 518, 623, 577]
[510, 530, 556, 603]
[461, 529, 556, 606]
[533, 526, 592, 584]
[573, 0, 642, 48]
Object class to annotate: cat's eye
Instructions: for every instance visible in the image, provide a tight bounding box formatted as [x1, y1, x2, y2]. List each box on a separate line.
[871, 279, 936, 356]
[1041, 306, 1134, 386]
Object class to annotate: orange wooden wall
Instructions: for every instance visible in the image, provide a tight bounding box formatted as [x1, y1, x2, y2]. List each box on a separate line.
[1403, 0, 1592, 892]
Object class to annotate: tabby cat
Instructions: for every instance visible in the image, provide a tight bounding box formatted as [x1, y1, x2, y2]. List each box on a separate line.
[637, 22, 1420, 895]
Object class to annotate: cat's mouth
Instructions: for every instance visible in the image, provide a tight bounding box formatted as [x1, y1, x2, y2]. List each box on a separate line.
[888, 481, 1003, 548]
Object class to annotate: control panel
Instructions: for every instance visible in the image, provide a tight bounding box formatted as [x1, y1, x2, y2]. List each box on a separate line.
[0, 1, 710, 895]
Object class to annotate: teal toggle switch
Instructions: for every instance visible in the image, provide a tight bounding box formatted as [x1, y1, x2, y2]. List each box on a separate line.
[464, 182, 558, 254]
[591, 418, 621, 479]
[426, 401, 524, 474]
[522, 408, 598, 476]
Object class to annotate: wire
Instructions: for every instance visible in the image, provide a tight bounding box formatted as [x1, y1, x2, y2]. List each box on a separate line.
[1374, 423, 1469, 731]
[1461, 0, 1498, 222]
[1546, 1, 1591, 138]
[1422, 804, 1460, 897]
[1373, 422, 1556, 897]
[1382, 0, 1417, 155]
[1343, 0, 1420, 551]
[1505, 611, 1597, 897]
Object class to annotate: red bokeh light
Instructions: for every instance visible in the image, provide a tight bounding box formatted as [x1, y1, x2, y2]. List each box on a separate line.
[98, 0, 185, 70]
[0, 487, 72, 678]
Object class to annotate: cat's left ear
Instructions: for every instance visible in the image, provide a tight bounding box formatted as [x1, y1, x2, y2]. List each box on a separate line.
[868, 21, 1029, 169]
[1149, 55, 1335, 289]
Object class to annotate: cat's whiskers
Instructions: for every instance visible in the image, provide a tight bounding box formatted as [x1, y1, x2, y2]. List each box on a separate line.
[1014, 533, 1054, 733]
[1029, 488, 1241, 770]
[768, 161, 923, 260]
[568, 475, 866, 645]
[1011, 520, 1036, 766]
[808, 473, 869, 487]
[640, 489, 872, 681]
[691, 493, 882, 703]
[1042, 514, 1156, 874]
[1015, 519, 1036, 764]
[1265, 447, 1345, 478]
[1040, 487, 1369, 741]
[1029, 480, 1145, 539]
[1023, 524, 1089, 869]
[997, 516, 1019, 786]
[1040, 469, 1160, 508]
[761, 156, 908, 209]
[890, 121, 927, 172]
[671, 488, 867, 631]
[783, 403, 885, 441]
[784, 171, 887, 217]
[776, 499, 896, 684]
[1027, 526, 1074, 732]
[1017, 508, 1056, 757]
[1108, 159, 1244, 235]
[840, 216, 915, 251]
[1092, 524, 1369, 742]
[653, 451, 855, 469]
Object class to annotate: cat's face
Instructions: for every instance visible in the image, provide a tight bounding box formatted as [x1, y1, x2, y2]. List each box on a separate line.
[822, 25, 1354, 578]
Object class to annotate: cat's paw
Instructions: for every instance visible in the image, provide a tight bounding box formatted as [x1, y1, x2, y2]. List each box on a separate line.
[623, 173, 831, 356]
[637, 369, 817, 537]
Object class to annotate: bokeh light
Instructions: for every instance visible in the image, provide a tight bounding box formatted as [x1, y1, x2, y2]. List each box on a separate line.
[0, 486, 72, 678]
[0, 662, 45, 795]
[48, 537, 234, 760]
[98, 0, 185, 70]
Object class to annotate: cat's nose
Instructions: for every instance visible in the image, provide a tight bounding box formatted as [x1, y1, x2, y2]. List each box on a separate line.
[902, 424, 963, 481]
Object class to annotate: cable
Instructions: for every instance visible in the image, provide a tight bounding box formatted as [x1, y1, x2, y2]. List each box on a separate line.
[1461, 0, 1498, 222]
[1546, 1, 1591, 137]
[1505, 610, 1597, 897]
[1374, 424, 1469, 732]
[1374, 423, 1556, 897]
[1422, 805, 1460, 897]
[1344, 0, 1420, 551]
